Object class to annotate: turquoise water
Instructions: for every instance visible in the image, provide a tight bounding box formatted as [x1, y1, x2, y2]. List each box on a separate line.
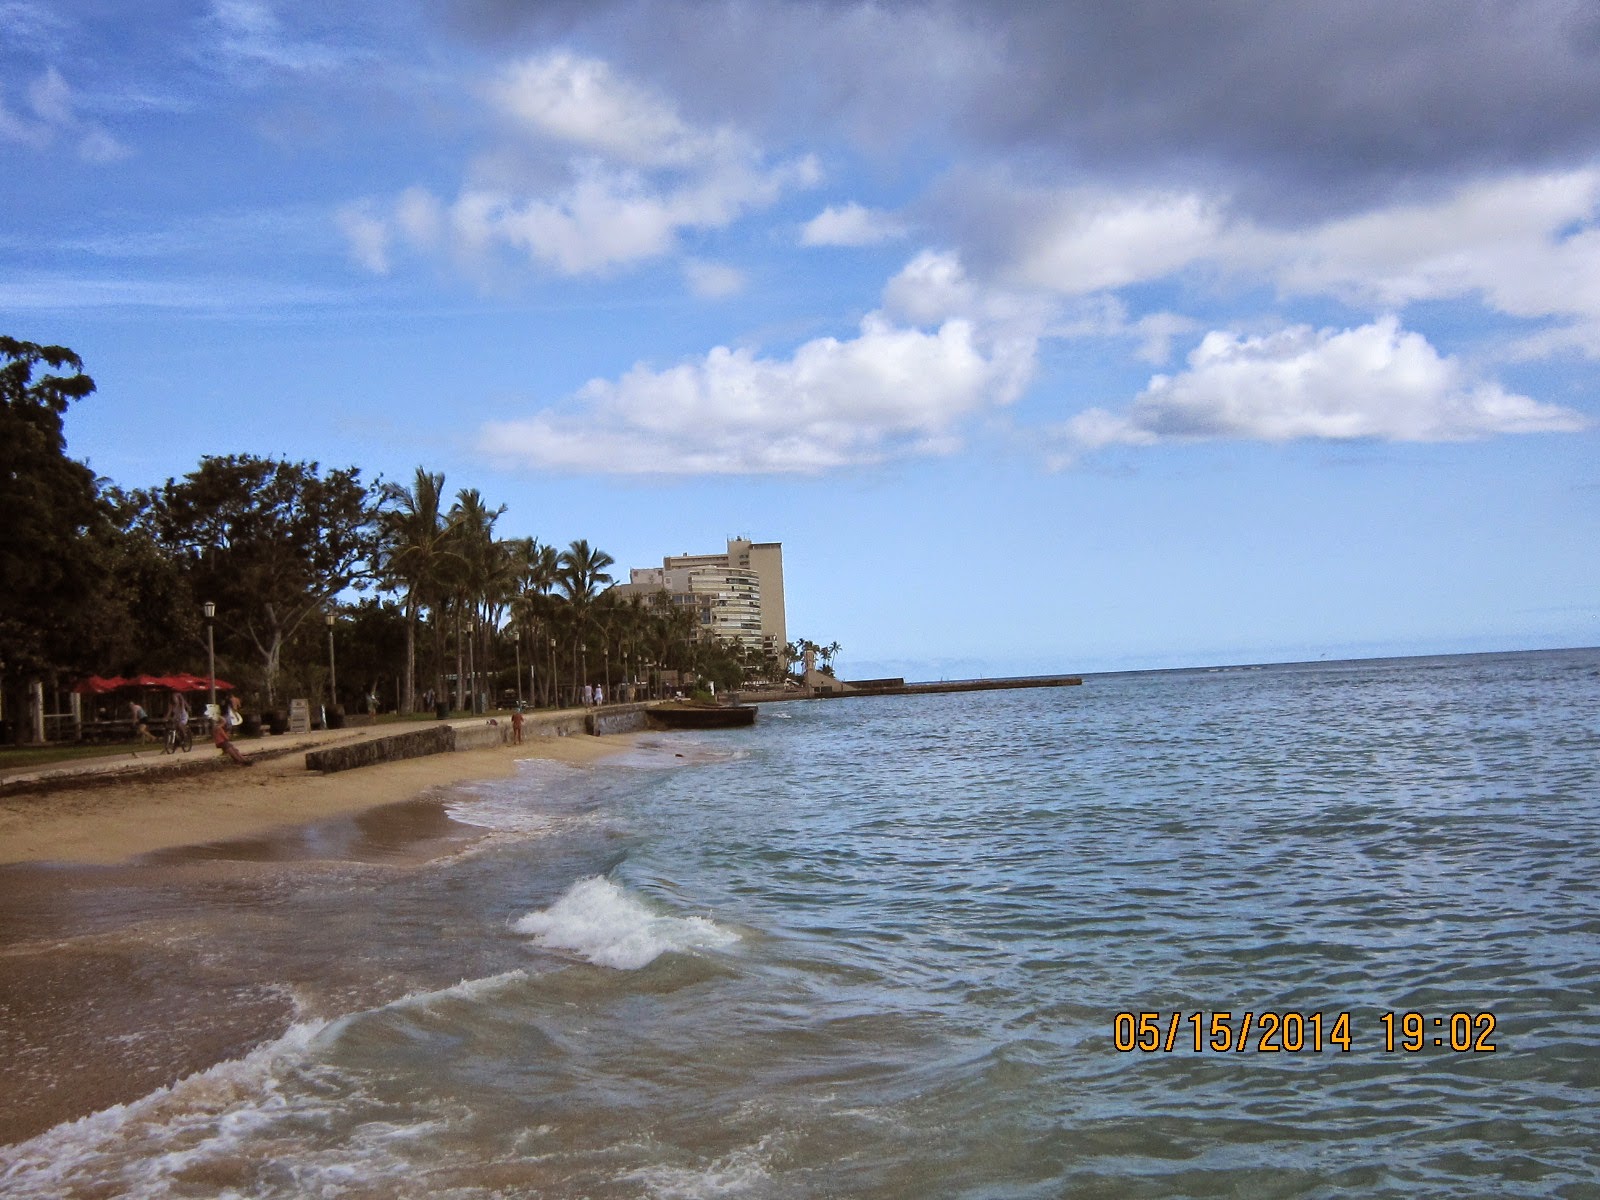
[4, 649, 1599, 1197]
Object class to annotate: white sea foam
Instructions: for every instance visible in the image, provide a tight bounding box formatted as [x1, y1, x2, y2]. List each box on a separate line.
[618, 1131, 789, 1198]
[0, 972, 538, 1199]
[0, 1019, 332, 1198]
[513, 876, 738, 970]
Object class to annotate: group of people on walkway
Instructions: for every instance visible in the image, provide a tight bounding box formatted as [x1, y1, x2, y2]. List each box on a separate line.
[126, 690, 251, 766]
[580, 684, 605, 707]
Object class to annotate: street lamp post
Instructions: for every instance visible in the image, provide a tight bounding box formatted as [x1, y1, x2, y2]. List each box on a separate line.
[548, 637, 556, 708]
[203, 601, 217, 716]
[325, 610, 337, 710]
[580, 642, 588, 703]
[514, 629, 523, 705]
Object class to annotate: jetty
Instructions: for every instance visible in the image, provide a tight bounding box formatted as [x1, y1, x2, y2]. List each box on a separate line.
[739, 674, 1082, 703]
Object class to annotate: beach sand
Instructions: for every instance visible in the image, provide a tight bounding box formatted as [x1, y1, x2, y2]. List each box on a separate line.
[0, 731, 647, 1146]
[0, 730, 634, 867]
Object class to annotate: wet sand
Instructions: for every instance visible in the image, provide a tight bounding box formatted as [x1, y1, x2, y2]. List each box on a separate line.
[0, 731, 635, 867]
[0, 732, 646, 1146]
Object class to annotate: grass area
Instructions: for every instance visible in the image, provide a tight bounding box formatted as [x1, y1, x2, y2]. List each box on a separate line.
[0, 741, 159, 770]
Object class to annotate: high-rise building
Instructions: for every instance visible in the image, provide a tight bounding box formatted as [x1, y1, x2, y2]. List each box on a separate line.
[615, 538, 787, 657]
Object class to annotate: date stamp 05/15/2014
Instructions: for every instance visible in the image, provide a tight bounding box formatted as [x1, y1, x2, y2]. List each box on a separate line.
[1112, 1011, 1499, 1054]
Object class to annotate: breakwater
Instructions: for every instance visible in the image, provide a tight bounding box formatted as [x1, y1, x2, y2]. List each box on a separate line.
[828, 675, 1082, 698]
[739, 674, 1082, 703]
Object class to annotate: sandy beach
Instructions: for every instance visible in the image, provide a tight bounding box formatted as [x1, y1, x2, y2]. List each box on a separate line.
[0, 728, 651, 1147]
[0, 727, 638, 867]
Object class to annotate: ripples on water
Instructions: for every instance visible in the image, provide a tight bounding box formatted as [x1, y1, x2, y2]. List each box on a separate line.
[2, 649, 1597, 1198]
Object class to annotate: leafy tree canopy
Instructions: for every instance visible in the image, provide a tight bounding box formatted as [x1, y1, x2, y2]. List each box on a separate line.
[0, 337, 116, 676]
[138, 455, 380, 701]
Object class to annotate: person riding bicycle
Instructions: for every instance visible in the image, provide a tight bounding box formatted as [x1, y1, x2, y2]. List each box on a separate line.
[170, 691, 189, 738]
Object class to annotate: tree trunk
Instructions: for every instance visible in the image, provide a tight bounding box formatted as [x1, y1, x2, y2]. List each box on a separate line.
[454, 607, 465, 711]
[402, 592, 417, 714]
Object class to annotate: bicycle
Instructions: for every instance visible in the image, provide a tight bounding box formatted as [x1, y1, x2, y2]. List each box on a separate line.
[163, 722, 194, 754]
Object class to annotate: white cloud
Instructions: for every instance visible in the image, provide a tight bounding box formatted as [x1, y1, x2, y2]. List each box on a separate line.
[1255, 169, 1600, 355]
[343, 51, 818, 282]
[492, 51, 734, 169]
[801, 202, 906, 246]
[683, 259, 745, 298]
[206, 0, 347, 73]
[974, 170, 1600, 357]
[479, 313, 1034, 475]
[0, 67, 129, 162]
[1065, 316, 1588, 450]
[1006, 187, 1224, 294]
[335, 201, 391, 274]
[26, 65, 71, 126]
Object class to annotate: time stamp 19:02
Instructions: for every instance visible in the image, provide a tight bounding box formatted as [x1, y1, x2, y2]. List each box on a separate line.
[1113, 1011, 1499, 1054]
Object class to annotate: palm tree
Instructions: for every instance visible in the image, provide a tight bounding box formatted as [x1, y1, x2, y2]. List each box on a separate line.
[448, 489, 506, 710]
[379, 468, 459, 713]
[556, 539, 614, 697]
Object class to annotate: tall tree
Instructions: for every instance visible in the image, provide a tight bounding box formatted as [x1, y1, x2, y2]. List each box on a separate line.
[446, 488, 505, 710]
[141, 455, 380, 704]
[0, 338, 132, 739]
[556, 539, 615, 692]
[379, 468, 458, 713]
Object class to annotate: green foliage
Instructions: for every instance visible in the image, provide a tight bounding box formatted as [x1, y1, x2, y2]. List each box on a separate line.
[138, 454, 380, 701]
[0, 337, 120, 678]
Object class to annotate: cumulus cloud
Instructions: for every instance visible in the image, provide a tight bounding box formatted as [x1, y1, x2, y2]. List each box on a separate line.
[941, 167, 1600, 358]
[1004, 187, 1224, 294]
[1065, 316, 1588, 451]
[479, 312, 1035, 474]
[449, 2, 1600, 217]
[800, 202, 906, 246]
[492, 51, 734, 168]
[342, 50, 818, 281]
[1257, 169, 1600, 353]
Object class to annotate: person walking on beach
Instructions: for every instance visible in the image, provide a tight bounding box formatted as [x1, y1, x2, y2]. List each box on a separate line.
[582, 683, 593, 707]
[594, 684, 604, 707]
[511, 708, 524, 744]
[213, 717, 253, 766]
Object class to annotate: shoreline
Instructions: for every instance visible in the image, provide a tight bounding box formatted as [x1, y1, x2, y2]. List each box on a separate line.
[0, 729, 653, 1147]
[0, 728, 642, 867]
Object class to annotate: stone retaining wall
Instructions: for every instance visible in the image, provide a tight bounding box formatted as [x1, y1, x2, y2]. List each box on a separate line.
[304, 726, 454, 773]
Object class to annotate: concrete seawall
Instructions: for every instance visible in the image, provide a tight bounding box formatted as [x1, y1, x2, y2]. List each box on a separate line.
[304, 704, 654, 774]
[590, 704, 650, 736]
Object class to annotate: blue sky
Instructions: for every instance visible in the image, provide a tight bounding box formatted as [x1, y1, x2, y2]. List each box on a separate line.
[4, 0, 1597, 678]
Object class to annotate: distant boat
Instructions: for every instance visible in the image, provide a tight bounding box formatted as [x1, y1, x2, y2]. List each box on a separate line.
[647, 701, 758, 729]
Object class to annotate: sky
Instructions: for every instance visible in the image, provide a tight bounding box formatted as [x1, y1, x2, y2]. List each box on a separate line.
[4, 0, 1598, 679]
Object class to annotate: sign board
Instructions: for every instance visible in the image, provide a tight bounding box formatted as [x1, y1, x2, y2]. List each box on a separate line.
[288, 698, 311, 734]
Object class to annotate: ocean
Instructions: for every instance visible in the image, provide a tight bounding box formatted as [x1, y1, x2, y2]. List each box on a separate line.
[2, 648, 1598, 1198]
